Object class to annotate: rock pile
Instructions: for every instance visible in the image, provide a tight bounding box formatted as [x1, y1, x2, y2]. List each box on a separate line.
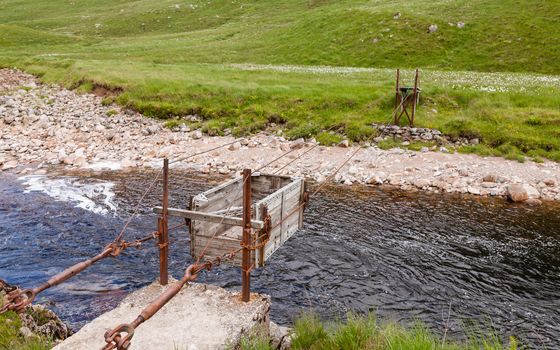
[373, 124, 480, 147]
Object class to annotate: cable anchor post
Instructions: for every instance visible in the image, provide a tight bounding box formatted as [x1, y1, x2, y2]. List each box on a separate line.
[241, 168, 252, 302]
[158, 158, 170, 285]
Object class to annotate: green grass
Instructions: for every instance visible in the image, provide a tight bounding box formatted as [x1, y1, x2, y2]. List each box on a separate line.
[0, 0, 559, 161]
[274, 313, 518, 350]
[0, 311, 51, 350]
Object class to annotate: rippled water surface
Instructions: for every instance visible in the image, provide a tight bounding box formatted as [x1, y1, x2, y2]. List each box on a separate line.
[1, 169, 559, 347]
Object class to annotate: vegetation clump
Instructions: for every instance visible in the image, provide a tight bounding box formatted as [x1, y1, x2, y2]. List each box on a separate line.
[239, 313, 520, 350]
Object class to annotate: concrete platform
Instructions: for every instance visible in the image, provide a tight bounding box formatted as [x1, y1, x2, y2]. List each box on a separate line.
[54, 280, 271, 350]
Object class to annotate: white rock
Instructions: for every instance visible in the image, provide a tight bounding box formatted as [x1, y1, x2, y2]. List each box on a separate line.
[192, 130, 203, 139]
[338, 140, 350, 148]
[523, 184, 540, 199]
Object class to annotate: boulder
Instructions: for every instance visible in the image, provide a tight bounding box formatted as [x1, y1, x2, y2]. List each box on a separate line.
[506, 184, 528, 202]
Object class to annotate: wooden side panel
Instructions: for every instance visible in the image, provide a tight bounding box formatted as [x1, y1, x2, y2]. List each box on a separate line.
[191, 176, 244, 262]
[256, 178, 304, 263]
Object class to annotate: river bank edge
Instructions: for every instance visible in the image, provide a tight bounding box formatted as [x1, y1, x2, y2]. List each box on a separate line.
[1, 68, 560, 205]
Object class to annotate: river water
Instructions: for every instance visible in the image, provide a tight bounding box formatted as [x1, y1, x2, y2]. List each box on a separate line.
[0, 168, 559, 347]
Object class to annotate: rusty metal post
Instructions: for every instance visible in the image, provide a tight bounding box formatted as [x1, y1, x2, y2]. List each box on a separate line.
[241, 169, 252, 302]
[159, 158, 169, 285]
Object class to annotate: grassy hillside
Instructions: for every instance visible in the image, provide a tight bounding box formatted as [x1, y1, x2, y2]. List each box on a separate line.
[0, 0, 559, 161]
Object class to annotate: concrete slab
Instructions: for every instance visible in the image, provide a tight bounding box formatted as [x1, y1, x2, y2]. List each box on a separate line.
[54, 280, 270, 350]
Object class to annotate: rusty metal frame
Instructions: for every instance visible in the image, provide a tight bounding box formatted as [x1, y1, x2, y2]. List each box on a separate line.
[158, 159, 169, 285]
[241, 169, 252, 302]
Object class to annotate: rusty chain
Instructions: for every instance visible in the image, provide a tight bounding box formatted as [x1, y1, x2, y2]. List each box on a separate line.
[0, 231, 163, 315]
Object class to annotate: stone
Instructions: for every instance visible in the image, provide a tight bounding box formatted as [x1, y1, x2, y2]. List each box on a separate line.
[506, 184, 528, 202]
[4, 115, 15, 124]
[270, 321, 291, 350]
[440, 146, 449, 153]
[2, 160, 17, 171]
[482, 174, 497, 183]
[314, 174, 326, 183]
[428, 24, 438, 33]
[525, 198, 542, 206]
[393, 12, 401, 19]
[420, 132, 433, 140]
[470, 138, 479, 145]
[22, 113, 38, 125]
[338, 140, 349, 148]
[280, 143, 290, 152]
[228, 142, 242, 151]
[413, 179, 430, 188]
[192, 130, 203, 139]
[105, 132, 116, 141]
[523, 184, 540, 199]
[147, 125, 159, 135]
[543, 179, 556, 187]
[467, 186, 481, 195]
[457, 21, 465, 28]
[420, 147, 429, 153]
[19, 326, 35, 339]
[401, 141, 410, 146]
[290, 138, 305, 150]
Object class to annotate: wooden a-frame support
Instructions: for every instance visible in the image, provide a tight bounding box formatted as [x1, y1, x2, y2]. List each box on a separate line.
[394, 68, 420, 127]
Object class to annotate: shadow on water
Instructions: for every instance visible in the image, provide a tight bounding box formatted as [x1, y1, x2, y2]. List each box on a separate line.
[1, 168, 559, 347]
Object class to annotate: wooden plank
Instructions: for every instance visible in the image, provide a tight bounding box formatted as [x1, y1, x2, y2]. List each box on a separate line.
[153, 207, 264, 229]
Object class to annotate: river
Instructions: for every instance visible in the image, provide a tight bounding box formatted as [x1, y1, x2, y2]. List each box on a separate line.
[0, 168, 559, 347]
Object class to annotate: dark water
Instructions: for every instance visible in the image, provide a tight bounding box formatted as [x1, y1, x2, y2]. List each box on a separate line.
[1, 169, 559, 348]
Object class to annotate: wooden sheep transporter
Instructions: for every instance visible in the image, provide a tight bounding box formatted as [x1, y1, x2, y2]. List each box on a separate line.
[154, 172, 307, 286]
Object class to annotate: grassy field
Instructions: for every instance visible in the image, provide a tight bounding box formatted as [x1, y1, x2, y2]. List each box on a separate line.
[239, 313, 520, 350]
[0, 0, 559, 161]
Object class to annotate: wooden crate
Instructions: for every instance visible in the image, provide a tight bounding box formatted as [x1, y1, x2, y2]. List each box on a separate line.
[189, 174, 306, 266]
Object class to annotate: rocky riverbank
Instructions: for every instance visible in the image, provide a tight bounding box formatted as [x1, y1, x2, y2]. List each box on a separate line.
[0, 280, 70, 348]
[1, 68, 559, 202]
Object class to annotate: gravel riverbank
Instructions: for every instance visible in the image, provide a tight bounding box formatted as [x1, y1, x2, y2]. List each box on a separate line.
[1, 68, 559, 202]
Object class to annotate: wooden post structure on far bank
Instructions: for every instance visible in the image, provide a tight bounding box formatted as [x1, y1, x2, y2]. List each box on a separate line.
[241, 169, 252, 302]
[158, 158, 169, 285]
